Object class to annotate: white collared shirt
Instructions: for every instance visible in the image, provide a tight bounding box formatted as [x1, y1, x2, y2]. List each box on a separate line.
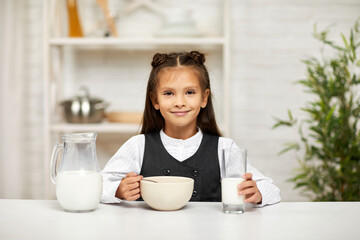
[101, 130, 281, 207]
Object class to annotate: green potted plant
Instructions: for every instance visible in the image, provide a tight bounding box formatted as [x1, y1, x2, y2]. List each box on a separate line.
[273, 19, 360, 201]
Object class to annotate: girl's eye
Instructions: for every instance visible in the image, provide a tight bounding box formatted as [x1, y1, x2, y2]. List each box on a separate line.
[186, 90, 196, 95]
[163, 91, 173, 96]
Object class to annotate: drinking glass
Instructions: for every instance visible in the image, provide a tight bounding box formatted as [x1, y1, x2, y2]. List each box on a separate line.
[221, 148, 247, 214]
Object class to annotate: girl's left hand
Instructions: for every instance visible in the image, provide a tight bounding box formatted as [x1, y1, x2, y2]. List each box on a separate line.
[238, 173, 262, 204]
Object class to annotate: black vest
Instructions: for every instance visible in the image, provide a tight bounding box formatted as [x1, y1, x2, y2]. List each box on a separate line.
[140, 132, 221, 202]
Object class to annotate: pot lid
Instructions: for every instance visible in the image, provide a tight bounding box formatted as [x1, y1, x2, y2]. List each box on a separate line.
[62, 86, 104, 103]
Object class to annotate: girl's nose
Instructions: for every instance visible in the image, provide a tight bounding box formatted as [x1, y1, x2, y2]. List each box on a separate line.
[174, 95, 186, 107]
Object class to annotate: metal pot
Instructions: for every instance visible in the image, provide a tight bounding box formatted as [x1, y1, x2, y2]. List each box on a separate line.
[60, 86, 109, 123]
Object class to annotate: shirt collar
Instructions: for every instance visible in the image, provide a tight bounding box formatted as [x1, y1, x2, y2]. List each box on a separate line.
[160, 129, 203, 147]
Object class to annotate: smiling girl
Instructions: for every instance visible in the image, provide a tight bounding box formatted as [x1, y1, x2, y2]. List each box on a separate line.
[101, 51, 280, 206]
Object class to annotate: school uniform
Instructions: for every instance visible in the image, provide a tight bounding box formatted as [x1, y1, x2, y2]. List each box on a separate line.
[101, 129, 281, 207]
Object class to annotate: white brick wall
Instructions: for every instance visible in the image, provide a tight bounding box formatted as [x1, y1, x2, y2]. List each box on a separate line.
[16, 0, 360, 200]
[231, 0, 360, 201]
[23, 0, 44, 199]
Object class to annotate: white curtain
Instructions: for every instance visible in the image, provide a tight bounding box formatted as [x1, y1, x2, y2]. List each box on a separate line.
[0, 0, 25, 198]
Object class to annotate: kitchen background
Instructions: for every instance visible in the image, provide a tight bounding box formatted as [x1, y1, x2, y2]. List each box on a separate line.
[0, 0, 359, 201]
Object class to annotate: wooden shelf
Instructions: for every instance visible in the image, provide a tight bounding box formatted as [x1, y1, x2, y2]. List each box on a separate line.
[49, 37, 226, 46]
[50, 122, 141, 133]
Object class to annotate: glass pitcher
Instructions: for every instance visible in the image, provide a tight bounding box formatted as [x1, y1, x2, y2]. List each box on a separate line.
[50, 132, 102, 212]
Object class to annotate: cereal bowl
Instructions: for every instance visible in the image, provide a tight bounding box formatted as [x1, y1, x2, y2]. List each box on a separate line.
[140, 176, 194, 211]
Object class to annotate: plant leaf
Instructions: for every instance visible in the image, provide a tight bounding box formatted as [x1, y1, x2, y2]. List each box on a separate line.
[341, 33, 349, 49]
[278, 143, 300, 155]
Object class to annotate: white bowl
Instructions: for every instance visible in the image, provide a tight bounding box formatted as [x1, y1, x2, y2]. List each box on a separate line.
[140, 176, 194, 211]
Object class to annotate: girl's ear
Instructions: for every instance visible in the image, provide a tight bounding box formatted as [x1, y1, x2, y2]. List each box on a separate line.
[201, 89, 210, 108]
[150, 92, 160, 110]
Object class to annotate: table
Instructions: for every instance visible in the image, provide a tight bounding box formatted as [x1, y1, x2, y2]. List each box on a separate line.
[0, 200, 359, 240]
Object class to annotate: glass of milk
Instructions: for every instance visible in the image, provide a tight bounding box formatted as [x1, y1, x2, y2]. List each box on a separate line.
[50, 132, 102, 212]
[221, 148, 247, 214]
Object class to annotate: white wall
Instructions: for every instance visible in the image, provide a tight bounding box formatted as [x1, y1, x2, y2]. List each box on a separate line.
[0, 0, 4, 198]
[0, 0, 27, 199]
[1, 0, 359, 200]
[23, 0, 45, 198]
[230, 0, 360, 201]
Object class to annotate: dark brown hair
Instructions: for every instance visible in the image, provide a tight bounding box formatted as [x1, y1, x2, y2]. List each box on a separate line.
[140, 51, 222, 136]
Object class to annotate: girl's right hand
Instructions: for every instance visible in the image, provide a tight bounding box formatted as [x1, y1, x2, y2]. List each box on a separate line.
[116, 172, 143, 201]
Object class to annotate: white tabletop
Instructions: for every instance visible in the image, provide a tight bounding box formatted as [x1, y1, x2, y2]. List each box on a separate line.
[0, 199, 359, 240]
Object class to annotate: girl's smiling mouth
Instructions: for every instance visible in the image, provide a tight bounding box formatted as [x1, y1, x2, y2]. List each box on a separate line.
[171, 110, 190, 116]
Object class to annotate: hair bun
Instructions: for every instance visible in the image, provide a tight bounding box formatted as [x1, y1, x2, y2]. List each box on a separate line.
[188, 51, 206, 64]
[152, 53, 168, 67]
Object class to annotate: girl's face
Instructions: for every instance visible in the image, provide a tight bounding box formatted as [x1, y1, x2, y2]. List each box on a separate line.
[152, 67, 209, 138]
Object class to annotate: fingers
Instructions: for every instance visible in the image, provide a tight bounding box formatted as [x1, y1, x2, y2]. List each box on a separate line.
[242, 173, 253, 180]
[120, 189, 141, 201]
[127, 194, 141, 201]
[116, 172, 143, 201]
[122, 174, 143, 185]
[237, 176, 262, 204]
[123, 188, 141, 201]
[238, 180, 257, 197]
[125, 172, 140, 178]
[238, 179, 256, 191]
[246, 193, 262, 204]
[126, 181, 140, 190]
[239, 186, 261, 204]
[238, 186, 256, 196]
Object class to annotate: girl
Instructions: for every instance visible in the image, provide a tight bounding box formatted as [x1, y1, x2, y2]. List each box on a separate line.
[101, 51, 280, 206]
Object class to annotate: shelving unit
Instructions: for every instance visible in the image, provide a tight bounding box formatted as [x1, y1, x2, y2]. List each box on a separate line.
[49, 37, 226, 46]
[50, 122, 141, 133]
[43, 0, 231, 198]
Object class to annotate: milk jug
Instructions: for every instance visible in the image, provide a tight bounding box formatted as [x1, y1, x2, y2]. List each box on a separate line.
[50, 132, 102, 212]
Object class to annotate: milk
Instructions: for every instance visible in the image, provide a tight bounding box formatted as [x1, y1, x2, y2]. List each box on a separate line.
[221, 178, 244, 205]
[56, 171, 102, 212]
